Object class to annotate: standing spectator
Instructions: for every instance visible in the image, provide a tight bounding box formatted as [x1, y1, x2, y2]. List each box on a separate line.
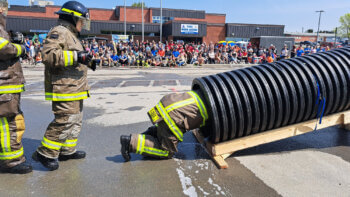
[291, 45, 296, 58]
[296, 46, 304, 57]
[29, 40, 36, 64]
[280, 46, 289, 59]
[304, 45, 311, 55]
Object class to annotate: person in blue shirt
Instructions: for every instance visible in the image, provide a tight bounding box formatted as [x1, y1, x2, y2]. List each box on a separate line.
[119, 51, 128, 66]
[316, 45, 321, 52]
[111, 51, 119, 66]
[304, 45, 311, 55]
[173, 50, 180, 58]
[296, 47, 304, 57]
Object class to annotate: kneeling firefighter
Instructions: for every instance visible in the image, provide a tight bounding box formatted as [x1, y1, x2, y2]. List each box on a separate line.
[0, 0, 32, 174]
[120, 90, 208, 161]
[32, 1, 96, 171]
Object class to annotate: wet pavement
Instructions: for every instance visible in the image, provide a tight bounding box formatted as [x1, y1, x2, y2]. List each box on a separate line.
[0, 67, 349, 197]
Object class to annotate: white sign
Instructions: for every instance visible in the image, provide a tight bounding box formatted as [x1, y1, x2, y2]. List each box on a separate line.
[181, 24, 199, 35]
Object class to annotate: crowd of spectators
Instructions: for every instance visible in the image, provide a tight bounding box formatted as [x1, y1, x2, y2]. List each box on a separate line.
[21, 36, 344, 67]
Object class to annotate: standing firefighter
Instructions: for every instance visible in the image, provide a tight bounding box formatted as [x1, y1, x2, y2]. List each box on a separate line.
[32, 1, 96, 171]
[0, 0, 32, 174]
[120, 90, 208, 161]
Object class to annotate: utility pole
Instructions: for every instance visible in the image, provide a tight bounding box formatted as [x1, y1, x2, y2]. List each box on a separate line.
[160, 0, 162, 43]
[124, 0, 127, 37]
[316, 10, 325, 43]
[142, 0, 144, 42]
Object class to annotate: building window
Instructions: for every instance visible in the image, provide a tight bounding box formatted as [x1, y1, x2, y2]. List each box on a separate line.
[152, 16, 174, 23]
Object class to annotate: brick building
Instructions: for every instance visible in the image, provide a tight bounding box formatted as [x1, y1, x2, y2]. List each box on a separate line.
[6, 5, 285, 43]
[284, 32, 336, 43]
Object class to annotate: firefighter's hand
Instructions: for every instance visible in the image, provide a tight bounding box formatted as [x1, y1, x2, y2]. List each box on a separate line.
[88, 60, 98, 71]
[77, 51, 93, 65]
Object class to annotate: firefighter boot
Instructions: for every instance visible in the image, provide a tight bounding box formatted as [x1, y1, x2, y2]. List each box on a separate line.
[32, 151, 59, 171]
[58, 151, 86, 161]
[1, 162, 33, 174]
[120, 135, 131, 162]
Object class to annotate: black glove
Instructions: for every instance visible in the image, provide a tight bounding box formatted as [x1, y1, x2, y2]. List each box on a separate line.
[88, 59, 98, 71]
[12, 32, 24, 44]
[77, 51, 92, 65]
[20, 45, 26, 58]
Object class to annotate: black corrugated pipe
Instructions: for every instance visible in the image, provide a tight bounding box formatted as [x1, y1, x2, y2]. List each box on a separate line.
[192, 47, 350, 144]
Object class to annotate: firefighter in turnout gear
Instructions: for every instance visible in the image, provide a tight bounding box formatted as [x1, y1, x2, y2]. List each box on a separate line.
[0, 0, 33, 174]
[32, 1, 95, 171]
[120, 90, 208, 161]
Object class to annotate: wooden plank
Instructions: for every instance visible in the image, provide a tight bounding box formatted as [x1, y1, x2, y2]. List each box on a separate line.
[212, 111, 349, 156]
[343, 112, 350, 130]
[213, 155, 229, 169]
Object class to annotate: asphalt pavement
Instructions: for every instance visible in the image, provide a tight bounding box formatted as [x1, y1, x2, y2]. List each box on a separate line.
[0, 66, 349, 197]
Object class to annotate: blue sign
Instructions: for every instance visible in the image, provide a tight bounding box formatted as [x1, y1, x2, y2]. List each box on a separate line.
[181, 24, 199, 35]
[38, 34, 47, 44]
[112, 35, 129, 42]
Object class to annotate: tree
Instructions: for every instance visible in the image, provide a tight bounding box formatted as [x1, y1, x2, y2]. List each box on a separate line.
[131, 2, 146, 8]
[306, 29, 313, 33]
[339, 13, 350, 39]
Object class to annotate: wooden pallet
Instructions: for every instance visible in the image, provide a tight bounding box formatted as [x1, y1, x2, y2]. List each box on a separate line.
[193, 111, 350, 169]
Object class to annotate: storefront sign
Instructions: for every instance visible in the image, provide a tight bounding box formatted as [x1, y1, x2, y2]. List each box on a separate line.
[181, 24, 198, 35]
[112, 35, 129, 42]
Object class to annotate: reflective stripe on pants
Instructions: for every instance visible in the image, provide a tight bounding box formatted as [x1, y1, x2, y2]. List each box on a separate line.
[45, 91, 89, 101]
[0, 117, 24, 161]
[0, 117, 11, 153]
[136, 134, 169, 157]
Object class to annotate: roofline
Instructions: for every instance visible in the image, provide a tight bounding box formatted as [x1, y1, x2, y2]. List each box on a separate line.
[6, 15, 160, 25]
[226, 23, 284, 27]
[167, 20, 207, 24]
[149, 7, 206, 13]
[206, 13, 226, 16]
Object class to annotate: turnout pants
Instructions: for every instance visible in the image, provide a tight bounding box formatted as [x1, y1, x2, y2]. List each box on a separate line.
[37, 100, 83, 159]
[0, 94, 26, 168]
[130, 122, 180, 159]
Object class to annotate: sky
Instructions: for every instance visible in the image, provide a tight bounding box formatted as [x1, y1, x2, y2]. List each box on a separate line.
[10, 0, 350, 32]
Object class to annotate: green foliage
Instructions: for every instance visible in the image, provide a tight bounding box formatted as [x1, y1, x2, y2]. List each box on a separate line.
[131, 2, 146, 8]
[339, 13, 350, 38]
[306, 29, 313, 33]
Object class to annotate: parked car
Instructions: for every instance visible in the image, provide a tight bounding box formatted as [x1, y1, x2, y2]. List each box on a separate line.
[300, 41, 314, 46]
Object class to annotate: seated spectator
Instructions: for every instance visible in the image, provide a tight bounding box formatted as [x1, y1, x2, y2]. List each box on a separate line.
[119, 51, 128, 66]
[111, 51, 119, 67]
[198, 53, 205, 66]
[35, 52, 42, 64]
[128, 52, 136, 66]
[208, 49, 215, 64]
